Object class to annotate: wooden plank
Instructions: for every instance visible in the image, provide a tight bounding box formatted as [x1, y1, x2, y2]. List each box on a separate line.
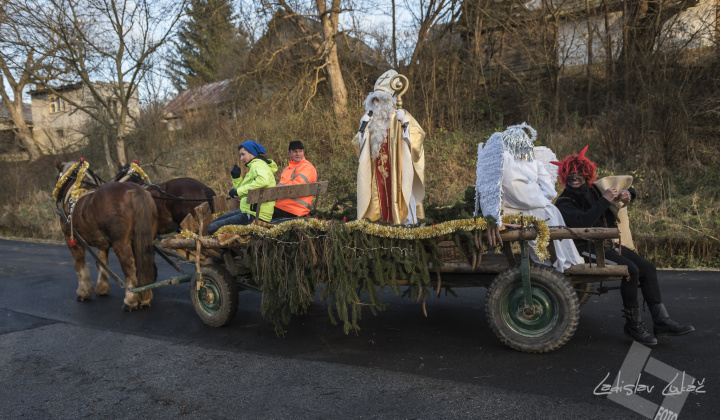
[246, 181, 329, 204]
[431, 260, 628, 277]
[594, 240, 606, 267]
[213, 195, 228, 213]
[180, 213, 199, 234]
[228, 198, 240, 211]
[546, 227, 620, 240]
[193, 202, 212, 237]
[488, 227, 621, 243]
[501, 242, 516, 267]
[429, 254, 512, 274]
[548, 240, 558, 264]
[564, 263, 627, 277]
[161, 238, 225, 249]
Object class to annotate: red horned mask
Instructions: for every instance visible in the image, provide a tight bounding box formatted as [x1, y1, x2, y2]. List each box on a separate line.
[551, 145, 598, 186]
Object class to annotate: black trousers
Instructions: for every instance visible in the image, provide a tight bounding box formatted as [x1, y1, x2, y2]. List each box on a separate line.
[576, 244, 662, 308]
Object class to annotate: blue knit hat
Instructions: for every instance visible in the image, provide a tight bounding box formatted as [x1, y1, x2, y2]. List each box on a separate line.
[239, 140, 266, 157]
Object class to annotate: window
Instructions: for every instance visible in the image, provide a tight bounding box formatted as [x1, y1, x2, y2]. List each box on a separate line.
[47, 95, 67, 113]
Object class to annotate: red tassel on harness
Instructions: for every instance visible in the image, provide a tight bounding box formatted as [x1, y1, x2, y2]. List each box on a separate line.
[68, 238, 77, 247]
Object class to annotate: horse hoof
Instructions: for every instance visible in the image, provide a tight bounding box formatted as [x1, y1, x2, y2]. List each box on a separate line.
[77, 296, 91, 302]
[121, 304, 136, 311]
[97, 292, 110, 298]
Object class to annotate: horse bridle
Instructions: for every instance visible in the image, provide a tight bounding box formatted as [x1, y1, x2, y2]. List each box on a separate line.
[55, 168, 101, 223]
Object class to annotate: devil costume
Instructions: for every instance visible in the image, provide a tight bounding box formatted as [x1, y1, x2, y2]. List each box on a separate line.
[554, 146, 694, 345]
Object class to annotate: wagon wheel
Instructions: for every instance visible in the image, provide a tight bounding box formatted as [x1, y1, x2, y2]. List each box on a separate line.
[574, 282, 595, 307]
[485, 263, 580, 353]
[190, 265, 239, 327]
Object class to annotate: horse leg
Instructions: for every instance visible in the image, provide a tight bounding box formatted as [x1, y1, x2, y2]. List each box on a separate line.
[112, 241, 141, 311]
[95, 249, 111, 296]
[70, 245, 94, 301]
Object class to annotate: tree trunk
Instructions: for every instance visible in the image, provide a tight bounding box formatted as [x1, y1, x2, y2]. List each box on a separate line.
[102, 132, 114, 174]
[115, 103, 128, 166]
[392, 0, 397, 68]
[16, 126, 42, 161]
[586, 0, 594, 116]
[317, 0, 348, 121]
[7, 98, 42, 161]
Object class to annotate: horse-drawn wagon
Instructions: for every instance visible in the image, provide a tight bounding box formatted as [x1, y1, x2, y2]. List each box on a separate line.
[132, 181, 629, 354]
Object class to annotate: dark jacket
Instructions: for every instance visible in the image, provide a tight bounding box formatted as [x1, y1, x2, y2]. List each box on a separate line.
[555, 184, 636, 246]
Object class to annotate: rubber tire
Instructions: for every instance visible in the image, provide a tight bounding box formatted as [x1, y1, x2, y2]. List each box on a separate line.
[190, 265, 239, 327]
[575, 282, 594, 307]
[485, 263, 580, 353]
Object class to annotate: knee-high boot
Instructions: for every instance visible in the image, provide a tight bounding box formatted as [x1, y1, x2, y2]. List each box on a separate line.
[649, 303, 695, 338]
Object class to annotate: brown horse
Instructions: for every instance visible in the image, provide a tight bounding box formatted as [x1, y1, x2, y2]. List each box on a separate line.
[55, 161, 158, 310]
[113, 165, 216, 234]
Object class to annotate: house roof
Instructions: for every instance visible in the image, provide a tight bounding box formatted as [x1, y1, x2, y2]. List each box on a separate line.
[28, 82, 84, 96]
[162, 79, 235, 117]
[0, 103, 32, 123]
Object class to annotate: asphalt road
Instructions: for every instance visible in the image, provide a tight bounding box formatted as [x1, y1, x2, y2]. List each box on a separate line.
[0, 238, 717, 419]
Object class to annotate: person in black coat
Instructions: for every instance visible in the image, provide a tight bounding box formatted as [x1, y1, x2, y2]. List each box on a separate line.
[554, 146, 693, 346]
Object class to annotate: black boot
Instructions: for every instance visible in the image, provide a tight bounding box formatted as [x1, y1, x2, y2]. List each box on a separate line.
[650, 303, 695, 337]
[622, 307, 657, 346]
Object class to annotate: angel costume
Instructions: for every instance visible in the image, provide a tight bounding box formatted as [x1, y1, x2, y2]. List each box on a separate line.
[474, 123, 582, 272]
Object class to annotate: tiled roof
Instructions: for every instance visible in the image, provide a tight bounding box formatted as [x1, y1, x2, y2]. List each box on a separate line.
[0, 103, 32, 123]
[162, 79, 235, 117]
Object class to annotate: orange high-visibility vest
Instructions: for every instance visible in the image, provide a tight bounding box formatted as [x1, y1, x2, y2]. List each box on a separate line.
[275, 158, 318, 216]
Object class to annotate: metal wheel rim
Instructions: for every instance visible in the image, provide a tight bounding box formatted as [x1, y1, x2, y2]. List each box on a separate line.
[501, 284, 559, 337]
[195, 280, 222, 315]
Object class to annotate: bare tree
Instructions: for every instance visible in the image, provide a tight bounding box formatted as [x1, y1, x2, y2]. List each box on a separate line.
[265, 0, 350, 121]
[0, 0, 63, 161]
[404, 0, 462, 68]
[25, 0, 186, 170]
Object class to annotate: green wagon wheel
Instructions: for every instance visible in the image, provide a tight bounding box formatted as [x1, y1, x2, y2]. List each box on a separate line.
[501, 282, 559, 337]
[486, 263, 580, 353]
[190, 265, 239, 327]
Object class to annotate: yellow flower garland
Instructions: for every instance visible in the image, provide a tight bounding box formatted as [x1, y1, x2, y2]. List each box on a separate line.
[129, 162, 151, 183]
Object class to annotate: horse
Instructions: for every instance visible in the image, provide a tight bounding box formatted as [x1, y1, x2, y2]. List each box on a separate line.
[112, 163, 216, 234]
[54, 160, 158, 310]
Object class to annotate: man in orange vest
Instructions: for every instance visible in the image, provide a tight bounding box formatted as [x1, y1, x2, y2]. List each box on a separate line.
[273, 140, 318, 219]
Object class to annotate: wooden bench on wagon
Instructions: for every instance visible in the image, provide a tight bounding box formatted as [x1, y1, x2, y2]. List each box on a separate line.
[171, 181, 329, 261]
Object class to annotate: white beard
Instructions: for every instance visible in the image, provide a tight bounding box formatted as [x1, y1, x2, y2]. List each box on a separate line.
[363, 91, 396, 159]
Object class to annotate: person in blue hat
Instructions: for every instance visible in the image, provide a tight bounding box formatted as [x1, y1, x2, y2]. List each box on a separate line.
[208, 140, 278, 234]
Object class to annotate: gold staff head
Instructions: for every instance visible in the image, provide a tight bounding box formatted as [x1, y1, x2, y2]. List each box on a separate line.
[390, 74, 409, 109]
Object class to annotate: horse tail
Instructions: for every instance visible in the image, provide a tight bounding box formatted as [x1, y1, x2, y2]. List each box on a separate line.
[205, 186, 217, 213]
[132, 189, 157, 286]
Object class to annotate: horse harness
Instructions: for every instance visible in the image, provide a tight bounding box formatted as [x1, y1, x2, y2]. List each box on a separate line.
[55, 167, 101, 225]
[54, 169, 127, 288]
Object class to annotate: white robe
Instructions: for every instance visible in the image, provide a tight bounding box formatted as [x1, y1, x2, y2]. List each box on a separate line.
[500, 151, 583, 272]
[352, 111, 425, 225]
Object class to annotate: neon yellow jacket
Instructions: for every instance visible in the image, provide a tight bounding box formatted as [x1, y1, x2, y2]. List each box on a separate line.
[232, 158, 278, 222]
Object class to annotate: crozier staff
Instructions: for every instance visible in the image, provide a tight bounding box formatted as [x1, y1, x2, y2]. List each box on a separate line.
[352, 69, 426, 225]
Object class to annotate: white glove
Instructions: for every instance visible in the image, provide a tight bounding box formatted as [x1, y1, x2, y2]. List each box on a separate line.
[360, 113, 371, 124]
[395, 109, 409, 124]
